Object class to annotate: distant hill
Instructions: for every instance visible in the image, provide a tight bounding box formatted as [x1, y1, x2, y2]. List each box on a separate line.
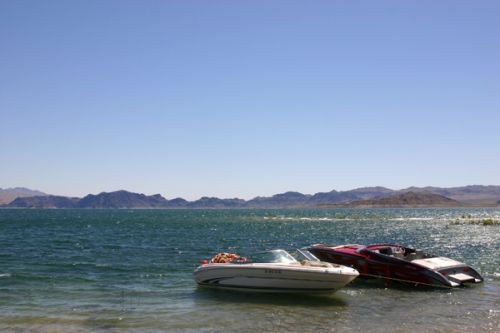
[8, 195, 78, 208]
[187, 197, 246, 208]
[398, 185, 500, 205]
[247, 191, 311, 208]
[4, 190, 249, 209]
[244, 187, 396, 207]
[166, 197, 189, 208]
[2, 185, 500, 209]
[0, 187, 47, 205]
[308, 187, 394, 205]
[331, 191, 464, 208]
[76, 190, 169, 208]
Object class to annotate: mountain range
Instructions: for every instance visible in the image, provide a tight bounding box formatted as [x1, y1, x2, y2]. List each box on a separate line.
[322, 191, 464, 208]
[2, 185, 500, 208]
[0, 187, 47, 205]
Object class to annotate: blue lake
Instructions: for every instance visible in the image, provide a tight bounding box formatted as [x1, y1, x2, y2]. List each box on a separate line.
[0, 208, 498, 332]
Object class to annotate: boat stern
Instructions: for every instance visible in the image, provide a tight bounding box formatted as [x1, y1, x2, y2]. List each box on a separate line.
[412, 257, 484, 286]
[438, 266, 484, 285]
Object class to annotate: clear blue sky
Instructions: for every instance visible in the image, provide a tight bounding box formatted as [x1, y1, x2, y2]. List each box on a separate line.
[1, 1, 499, 200]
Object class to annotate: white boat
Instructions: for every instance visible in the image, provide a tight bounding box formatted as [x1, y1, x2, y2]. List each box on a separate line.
[194, 249, 359, 293]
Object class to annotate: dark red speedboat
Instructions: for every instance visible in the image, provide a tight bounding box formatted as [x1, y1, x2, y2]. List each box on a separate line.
[307, 243, 483, 288]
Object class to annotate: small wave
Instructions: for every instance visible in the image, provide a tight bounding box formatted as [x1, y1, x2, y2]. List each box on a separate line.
[263, 216, 350, 222]
[0, 273, 11, 278]
[388, 217, 435, 221]
[481, 272, 500, 281]
[95, 263, 111, 267]
[407, 217, 434, 221]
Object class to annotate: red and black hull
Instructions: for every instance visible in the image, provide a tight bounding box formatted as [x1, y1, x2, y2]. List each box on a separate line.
[307, 244, 483, 288]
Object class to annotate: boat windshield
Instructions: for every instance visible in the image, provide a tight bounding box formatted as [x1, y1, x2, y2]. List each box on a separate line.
[294, 248, 321, 262]
[248, 250, 298, 264]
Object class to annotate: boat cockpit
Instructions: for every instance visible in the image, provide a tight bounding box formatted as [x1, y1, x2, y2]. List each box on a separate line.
[367, 245, 432, 261]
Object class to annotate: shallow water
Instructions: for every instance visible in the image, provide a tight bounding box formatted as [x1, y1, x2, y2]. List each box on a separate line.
[0, 208, 498, 332]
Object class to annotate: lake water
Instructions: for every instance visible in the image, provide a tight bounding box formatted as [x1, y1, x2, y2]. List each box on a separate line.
[0, 208, 498, 332]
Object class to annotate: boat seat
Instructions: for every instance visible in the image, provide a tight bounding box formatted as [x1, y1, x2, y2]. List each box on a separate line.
[380, 248, 393, 255]
[406, 253, 418, 261]
[415, 250, 425, 257]
[300, 260, 332, 268]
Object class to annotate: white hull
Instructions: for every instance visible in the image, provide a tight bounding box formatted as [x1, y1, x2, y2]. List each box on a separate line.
[194, 263, 359, 293]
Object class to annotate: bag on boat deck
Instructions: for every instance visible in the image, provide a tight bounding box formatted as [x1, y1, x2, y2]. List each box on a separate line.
[210, 252, 241, 263]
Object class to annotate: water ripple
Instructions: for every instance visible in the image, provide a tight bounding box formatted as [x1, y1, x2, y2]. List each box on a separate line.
[0, 208, 498, 332]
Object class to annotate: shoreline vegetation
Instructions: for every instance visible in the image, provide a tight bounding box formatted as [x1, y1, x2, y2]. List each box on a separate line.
[1, 186, 500, 209]
[450, 217, 500, 226]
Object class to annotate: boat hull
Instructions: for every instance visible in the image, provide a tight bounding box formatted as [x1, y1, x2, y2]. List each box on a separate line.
[194, 263, 359, 293]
